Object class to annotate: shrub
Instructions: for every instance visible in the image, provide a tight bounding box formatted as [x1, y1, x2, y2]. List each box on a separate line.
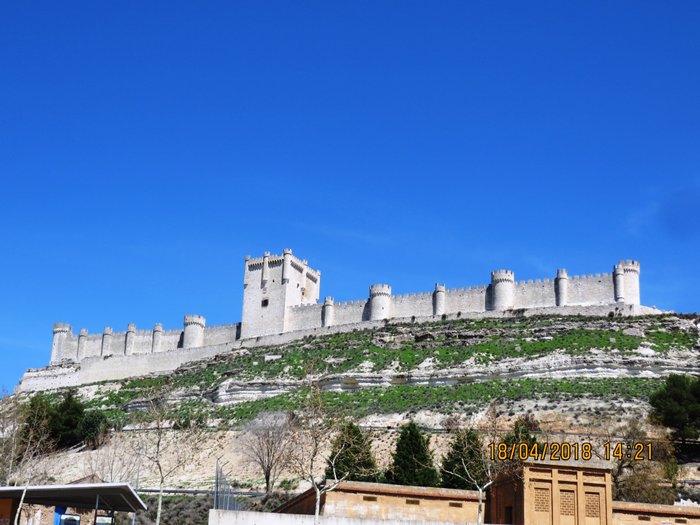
[386, 421, 439, 487]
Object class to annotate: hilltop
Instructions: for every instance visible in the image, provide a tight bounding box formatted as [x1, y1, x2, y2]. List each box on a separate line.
[11, 313, 700, 492]
[66, 313, 699, 430]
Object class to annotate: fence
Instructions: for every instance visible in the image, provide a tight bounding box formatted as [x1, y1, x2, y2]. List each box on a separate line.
[214, 461, 244, 512]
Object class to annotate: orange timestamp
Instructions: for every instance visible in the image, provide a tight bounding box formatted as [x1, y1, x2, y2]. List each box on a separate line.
[488, 442, 653, 462]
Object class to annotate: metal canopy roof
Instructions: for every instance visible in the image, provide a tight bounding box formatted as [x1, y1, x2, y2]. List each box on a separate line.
[0, 483, 147, 513]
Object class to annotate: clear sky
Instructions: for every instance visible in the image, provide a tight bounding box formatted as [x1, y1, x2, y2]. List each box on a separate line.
[1, 1, 699, 390]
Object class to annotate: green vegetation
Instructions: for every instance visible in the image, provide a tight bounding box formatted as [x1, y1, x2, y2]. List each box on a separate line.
[646, 329, 697, 351]
[25, 390, 109, 450]
[204, 377, 664, 426]
[386, 420, 439, 487]
[325, 421, 379, 482]
[649, 374, 700, 443]
[83, 377, 666, 428]
[440, 428, 486, 490]
[75, 315, 695, 428]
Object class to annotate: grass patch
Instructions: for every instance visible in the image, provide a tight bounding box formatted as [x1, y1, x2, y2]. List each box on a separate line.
[206, 377, 663, 425]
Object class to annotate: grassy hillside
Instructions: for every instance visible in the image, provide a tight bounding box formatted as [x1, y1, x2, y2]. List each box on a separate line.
[75, 314, 698, 427]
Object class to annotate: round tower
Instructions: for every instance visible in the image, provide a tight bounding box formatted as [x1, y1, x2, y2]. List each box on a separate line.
[183, 314, 206, 348]
[101, 327, 112, 357]
[125, 323, 136, 355]
[613, 263, 625, 303]
[51, 323, 71, 364]
[621, 260, 640, 305]
[77, 328, 88, 361]
[433, 283, 446, 316]
[489, 270, 515, 311]
[369, 284, 392, 321]
[322, 297, 335, 327]
[555, 268, 569, 307]
[152, 323, 163, 353]
[282, 248, 292, 284]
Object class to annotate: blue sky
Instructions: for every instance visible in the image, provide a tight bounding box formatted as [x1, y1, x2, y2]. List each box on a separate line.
[1, 1, 699, 390]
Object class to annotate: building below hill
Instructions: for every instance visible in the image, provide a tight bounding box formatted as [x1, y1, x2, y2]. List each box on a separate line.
[19, 250, 662, 392]
[254, 462, 700, 525]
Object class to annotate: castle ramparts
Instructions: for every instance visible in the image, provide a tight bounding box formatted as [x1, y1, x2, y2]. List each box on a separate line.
[18, 251, 652, 392]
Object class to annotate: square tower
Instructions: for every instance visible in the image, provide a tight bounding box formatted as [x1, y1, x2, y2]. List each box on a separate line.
[240, 249, 321, 339]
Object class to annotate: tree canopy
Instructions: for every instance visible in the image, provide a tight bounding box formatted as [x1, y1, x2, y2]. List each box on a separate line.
[386, 421, 439, 487]
[325, 421, 378, 482]
[441, 428, 486, 490]
[649, 374, 700, 443]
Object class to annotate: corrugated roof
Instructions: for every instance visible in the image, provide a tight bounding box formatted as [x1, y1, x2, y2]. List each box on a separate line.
[0, 483, 147, 513]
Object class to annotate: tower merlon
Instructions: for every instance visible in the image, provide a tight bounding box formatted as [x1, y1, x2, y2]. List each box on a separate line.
[53, 323, 71, 334]
[184, 314, 206, 327]
[490, 269, 515, 283]
[369, 284, 392, 297]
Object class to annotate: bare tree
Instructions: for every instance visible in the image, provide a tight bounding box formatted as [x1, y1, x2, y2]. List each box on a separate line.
[241, 412, 293, 494]
[0, 392, 53, 486]
[85, 438, 139, 484]
[439, 404, 519, 525]
[289, 386, 347, 525]
[130, 392, 215, 525]
[589, 418, 676, 504]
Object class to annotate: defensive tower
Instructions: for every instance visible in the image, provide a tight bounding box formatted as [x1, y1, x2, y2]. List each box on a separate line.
[322, 297, 335, 327]
[183, 315, 206, 348]
[555, 268, 569, 307]
[101, 327, 113, 357]
[433, 283, 446, 316]
[489, 270, 515, 311]
[50, 323, 71, 364]
[369, 284, 392, 321]
[77, 328, 88, 360]
[125, 323, 136, 355]
[620, 260, 640, 305]
[240, 249, 321, 338]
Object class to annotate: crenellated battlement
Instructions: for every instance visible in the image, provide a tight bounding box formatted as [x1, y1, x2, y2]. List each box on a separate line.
[570, 272, 611, 281]
[30, 250, 646, 391]
[617, 259, 640, 273]
[184, 314, 206, 327]
[334, 299, 368, 308]
[369, 284, 392, 297]
[53, 323, 71, 335]
[491, 269, 515, 283]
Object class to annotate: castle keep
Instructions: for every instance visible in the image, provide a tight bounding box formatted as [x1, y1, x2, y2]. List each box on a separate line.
[20, 250, 648, 391]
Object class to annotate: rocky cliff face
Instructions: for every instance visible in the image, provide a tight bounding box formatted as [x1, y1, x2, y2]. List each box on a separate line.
[14, 314, 700, 491]
[68, 313, 699, 431]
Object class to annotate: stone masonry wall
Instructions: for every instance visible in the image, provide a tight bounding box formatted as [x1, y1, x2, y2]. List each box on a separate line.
[25, 253, 644, 391]
[17, 302, 657, 393]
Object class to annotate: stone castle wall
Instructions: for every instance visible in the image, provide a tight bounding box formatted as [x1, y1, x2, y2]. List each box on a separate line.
[17, 302, 656, 393]
[20, 251, 645, 392]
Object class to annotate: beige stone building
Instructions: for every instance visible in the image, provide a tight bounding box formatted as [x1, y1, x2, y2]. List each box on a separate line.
[276, 481, 482, 523]
[276, 464, 700, 525]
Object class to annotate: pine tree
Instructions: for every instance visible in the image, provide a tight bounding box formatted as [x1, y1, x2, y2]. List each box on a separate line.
[650, 374, 700, 444]
[325, 422, 378, 482]
[502, 414, 539, 447]
[53, 390, 85, 448]
[386, 421, 439, 487]
[441, 428, 486, 490]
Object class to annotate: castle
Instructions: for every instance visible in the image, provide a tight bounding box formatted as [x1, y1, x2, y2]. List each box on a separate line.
[19, 250, 651, 392]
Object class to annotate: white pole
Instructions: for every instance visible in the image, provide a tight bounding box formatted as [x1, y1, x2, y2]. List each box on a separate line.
[93, 494, 100, 525]
[13, 487, 27, 525]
